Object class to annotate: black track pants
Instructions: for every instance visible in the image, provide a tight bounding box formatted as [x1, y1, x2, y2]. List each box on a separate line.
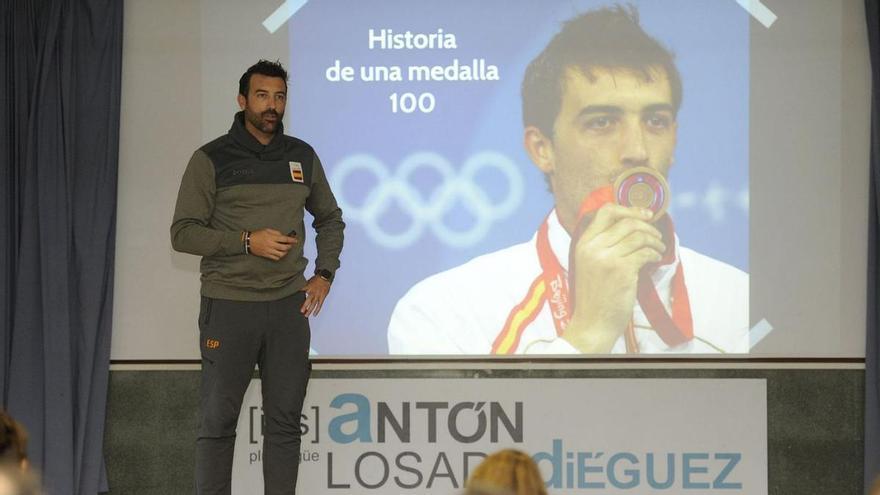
[195, 291, 311, 495]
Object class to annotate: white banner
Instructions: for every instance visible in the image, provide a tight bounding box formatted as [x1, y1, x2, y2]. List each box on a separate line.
[232, 378, 767, 494]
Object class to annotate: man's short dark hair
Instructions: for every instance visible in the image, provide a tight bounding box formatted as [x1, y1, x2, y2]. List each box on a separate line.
[239, 59, 289, 97]
[521, 5, 683, 137]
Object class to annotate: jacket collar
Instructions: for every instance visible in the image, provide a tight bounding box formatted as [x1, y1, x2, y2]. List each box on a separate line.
[229, 111, 285, 155]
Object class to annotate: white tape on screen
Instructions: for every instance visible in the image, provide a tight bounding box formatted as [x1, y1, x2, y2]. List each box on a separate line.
[263, 1, 778, 34]
[749, 318, 774, 349]
[735, 0, 778, 28]
[262, 0, 309, 34]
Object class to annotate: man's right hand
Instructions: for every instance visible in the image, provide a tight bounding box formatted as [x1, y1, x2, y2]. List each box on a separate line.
[562, 204, 666, 353]
[248, 228, 298, 261]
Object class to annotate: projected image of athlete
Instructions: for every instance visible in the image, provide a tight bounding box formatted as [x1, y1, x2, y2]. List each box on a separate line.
[388, 6, 748, 354]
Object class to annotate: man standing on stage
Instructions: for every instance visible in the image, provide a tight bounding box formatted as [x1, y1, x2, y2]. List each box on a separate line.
[171, 60, 344, 494]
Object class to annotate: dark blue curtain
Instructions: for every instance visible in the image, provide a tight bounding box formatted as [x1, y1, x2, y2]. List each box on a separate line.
[866, 1, 880, 492]
[0, 0, 122, 493]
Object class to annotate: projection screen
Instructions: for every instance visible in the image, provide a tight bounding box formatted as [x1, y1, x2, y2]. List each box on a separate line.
[113, 0, 870, 359]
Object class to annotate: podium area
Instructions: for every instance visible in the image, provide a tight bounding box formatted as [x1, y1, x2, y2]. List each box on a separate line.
[104, 363, 864, 495]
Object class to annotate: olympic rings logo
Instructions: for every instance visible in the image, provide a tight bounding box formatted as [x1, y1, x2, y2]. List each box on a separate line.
[331, 151, 524, 249]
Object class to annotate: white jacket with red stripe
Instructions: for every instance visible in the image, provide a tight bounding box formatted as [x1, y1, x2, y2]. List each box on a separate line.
[387, 210, 749, 355]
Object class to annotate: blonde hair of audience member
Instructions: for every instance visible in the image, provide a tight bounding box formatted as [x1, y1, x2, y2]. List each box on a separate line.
[0, 412, 28, 471]
[870, 475, 880, 495]
[463, 482, 516, 495]
[466, 449, 547, 495]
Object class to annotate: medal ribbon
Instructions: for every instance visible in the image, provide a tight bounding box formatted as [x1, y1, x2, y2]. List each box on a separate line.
[534, 186, 693, 350]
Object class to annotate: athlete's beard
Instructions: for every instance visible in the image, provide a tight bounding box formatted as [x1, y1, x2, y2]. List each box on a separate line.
[244, 107, 282, 134]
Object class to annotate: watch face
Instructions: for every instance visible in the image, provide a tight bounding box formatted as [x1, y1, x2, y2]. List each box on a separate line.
[317, 269, 333, 281]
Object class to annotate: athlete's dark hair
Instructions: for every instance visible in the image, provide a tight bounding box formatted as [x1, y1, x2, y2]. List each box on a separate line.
[521, 5, 682, 137]
[239, 59, 289, 97]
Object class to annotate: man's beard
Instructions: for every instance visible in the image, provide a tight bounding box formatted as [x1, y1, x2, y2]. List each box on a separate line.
[245, 108, 282, 134]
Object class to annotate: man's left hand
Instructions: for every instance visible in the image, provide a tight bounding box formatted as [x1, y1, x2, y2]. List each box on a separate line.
[300, 276, 331, 317]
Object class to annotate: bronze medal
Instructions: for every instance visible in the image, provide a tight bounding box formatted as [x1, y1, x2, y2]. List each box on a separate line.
[613, 166, 670, 222]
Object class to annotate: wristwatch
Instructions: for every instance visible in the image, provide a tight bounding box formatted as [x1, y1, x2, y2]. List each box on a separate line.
[315, 269, 334, 283]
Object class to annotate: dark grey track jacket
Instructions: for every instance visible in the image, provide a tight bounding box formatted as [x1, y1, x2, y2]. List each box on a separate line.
[171, 112, 344, 301]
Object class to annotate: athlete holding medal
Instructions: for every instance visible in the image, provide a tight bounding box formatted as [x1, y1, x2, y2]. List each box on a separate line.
[388, 6, 749, 355]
